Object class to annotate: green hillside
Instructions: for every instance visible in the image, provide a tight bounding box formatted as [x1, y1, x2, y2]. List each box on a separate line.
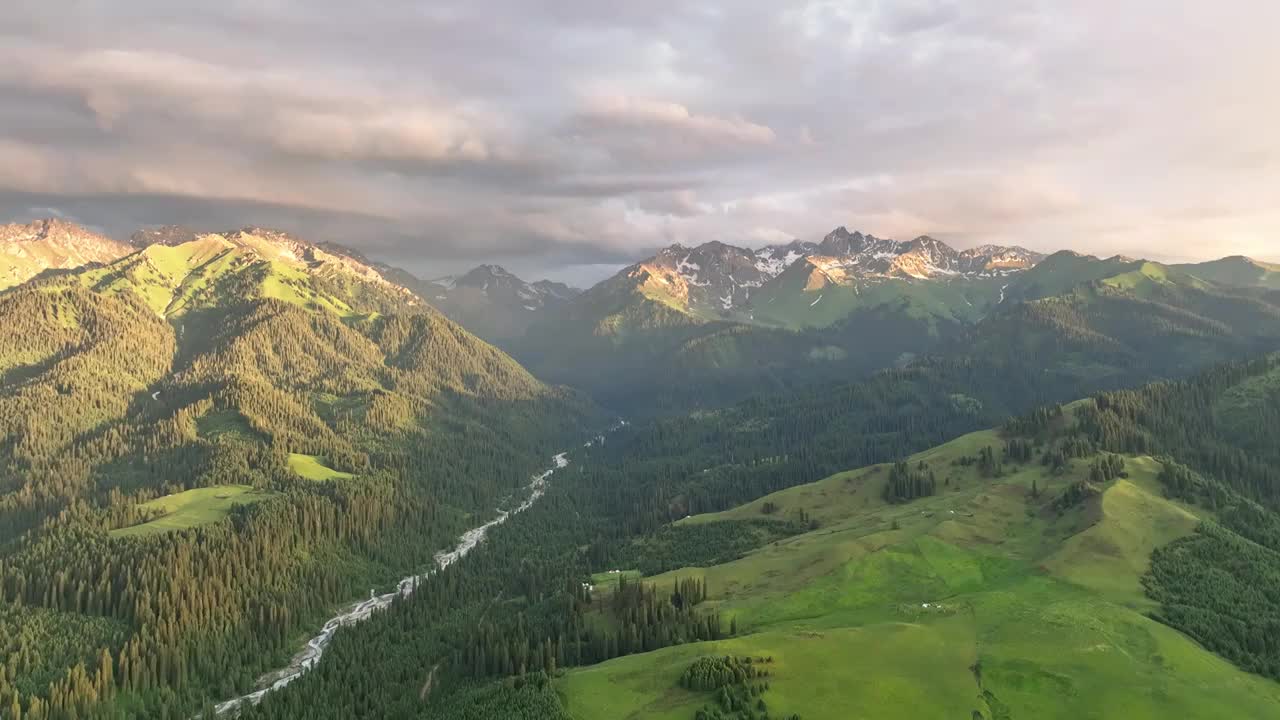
[749, 269, 1002, 330]
[558, 420, 1280, 719]
[0, 233, 594, 719]
[62, 232, 420, 319]
[1177, 256, 1280, 290]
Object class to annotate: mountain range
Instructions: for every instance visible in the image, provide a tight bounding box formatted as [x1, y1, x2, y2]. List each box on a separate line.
[5, 218, 1279, 417]
[509, 230, 1279, 412]
[562, 227, 1044, 329]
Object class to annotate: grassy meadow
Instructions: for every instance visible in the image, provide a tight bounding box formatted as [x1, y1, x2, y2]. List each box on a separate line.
[110, 485, 276, 538]
[287, 453, 355, 481]
[557, 428, 1280, 719]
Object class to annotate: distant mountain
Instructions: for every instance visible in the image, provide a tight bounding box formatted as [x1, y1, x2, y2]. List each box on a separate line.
[1176, 256, 1280, 290]
[745, 230, 1043, 328]
[423, 264, 582, 344]
[0, 218, 134, 290]
[516, 232, 1280, 415]
[545, 229, 1045, 337]
[806, 226, 1043, 279]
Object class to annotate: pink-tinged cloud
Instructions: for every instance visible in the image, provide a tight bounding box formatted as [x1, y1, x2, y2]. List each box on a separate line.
[577, 95, 776, 146]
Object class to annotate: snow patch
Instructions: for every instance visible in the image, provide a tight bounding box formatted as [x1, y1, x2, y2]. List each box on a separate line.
[676, 255, 707, 285]
[753, 249, 803, 277]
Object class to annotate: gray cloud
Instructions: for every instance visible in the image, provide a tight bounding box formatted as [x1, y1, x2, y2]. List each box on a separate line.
[2, 0, 1278, 284]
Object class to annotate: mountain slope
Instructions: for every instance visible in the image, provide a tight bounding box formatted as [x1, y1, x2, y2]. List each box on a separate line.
[558, 435, 1280, 719]
[1176, 256, 1280, 290]
[748, 256, 1005, 329]
[0, 230, 594, 719]
[0, 219, 134, 290]
[963, 257, 1280, 385]
[555, 360, 1280, 718]
[67, 228, 423, 319]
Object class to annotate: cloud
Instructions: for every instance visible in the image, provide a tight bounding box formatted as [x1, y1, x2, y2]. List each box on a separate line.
[1, 46, 531, 173]
[575, 95, 776, 146]
[0, 0, 1276, 276]
[629, 190, 712, 218]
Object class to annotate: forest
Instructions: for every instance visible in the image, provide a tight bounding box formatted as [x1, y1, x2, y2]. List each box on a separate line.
[0, 272, 591, 719]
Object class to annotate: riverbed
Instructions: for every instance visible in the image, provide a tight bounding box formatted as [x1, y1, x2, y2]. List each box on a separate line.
[211, 451, 571, 715]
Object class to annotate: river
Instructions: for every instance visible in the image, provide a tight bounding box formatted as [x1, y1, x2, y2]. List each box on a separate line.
[210, 450, 571, 715]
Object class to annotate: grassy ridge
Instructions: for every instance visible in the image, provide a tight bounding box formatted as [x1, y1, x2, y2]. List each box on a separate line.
[558, 428, 1280, 719]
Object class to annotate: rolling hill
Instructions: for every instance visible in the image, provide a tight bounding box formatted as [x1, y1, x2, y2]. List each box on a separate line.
[1176, 256, 1280, 290]
[559, 442, 1276, 719]
[554, 359, 1280, 719]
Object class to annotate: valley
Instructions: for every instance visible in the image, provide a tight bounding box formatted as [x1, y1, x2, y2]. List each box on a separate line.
[0, 219, 1278, 720]
[213, 451, 572, 716]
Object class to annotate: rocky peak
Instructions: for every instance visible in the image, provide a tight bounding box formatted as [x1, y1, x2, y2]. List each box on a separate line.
[641, 240, 774, 313]
[586, 226, 1051, 323]
[1, 218, 135, 290]
[2, 218, 121, 248]
[818, 226, 869, 256]
[436, 265, 579, 313]
[956, 244, 1046, 273]
[531, 279, 580, 301]
[456, 264, 519, 289]
[804, 228, 1045, 280]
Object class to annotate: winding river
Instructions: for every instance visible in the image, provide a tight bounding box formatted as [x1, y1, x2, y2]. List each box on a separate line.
[211, 451, 572, 715]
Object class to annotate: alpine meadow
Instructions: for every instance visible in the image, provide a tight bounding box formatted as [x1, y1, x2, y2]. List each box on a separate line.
[3, 3, 1280, 720]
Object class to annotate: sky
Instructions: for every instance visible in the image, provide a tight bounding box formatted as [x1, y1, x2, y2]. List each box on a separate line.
[2, 1, 1277, 284]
